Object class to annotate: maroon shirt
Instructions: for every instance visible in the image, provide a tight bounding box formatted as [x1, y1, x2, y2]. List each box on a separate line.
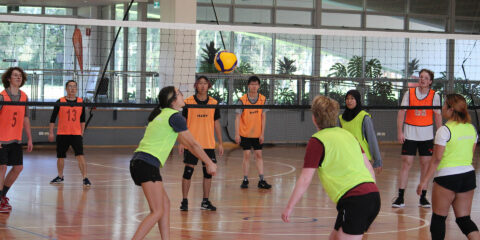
[303, 137, 378, 199]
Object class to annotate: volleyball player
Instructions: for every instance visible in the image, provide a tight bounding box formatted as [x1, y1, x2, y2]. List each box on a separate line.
[0, 67, 33, 213]
[130, 86, 217, 239]
[393, 69, 442, 208]
[48, 80, 91, 186]
[282, 95, 380, 240]
[235, 75, 271, 189]
[417, 94, 480, 240]
[179, 76, 223, 211]
[339, 90, 382, 174]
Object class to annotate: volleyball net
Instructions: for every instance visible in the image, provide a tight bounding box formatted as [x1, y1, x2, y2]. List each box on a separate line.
[1, 14, 480, 144]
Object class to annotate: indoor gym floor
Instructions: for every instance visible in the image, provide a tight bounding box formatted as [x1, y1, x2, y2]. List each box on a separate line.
[0, 143, 479, 240]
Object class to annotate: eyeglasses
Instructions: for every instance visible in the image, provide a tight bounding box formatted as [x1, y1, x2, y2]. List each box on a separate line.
[66, 86, 78, 89]
[176, 90, 183, 97]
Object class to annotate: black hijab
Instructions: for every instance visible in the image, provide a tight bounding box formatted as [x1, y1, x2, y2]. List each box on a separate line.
[342, 90, 362, 122]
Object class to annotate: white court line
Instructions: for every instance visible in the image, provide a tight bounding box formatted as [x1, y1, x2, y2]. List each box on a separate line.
[129, 206, 429, 236]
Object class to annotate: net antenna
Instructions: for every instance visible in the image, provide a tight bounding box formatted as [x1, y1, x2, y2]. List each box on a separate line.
[460, 5, 480, 133]
[210, 0, 236, 142]
[85, 0, 136, 130]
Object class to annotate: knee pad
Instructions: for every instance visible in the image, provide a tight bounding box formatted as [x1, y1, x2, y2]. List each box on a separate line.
[456, 215, 479, 236]
[183, 166, 194, 180]
[203, 166, 212, 179]
[430, 213, 447, 240]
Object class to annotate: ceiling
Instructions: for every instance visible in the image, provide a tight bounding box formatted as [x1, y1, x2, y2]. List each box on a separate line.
[0, 0, 149, 8]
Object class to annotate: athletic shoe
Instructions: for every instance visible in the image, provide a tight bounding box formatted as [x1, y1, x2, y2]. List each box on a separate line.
[201, 200, 217, 211]
[1, 197, 11, 211]
[419, 197, 431, 208]
[180, 199, 188, 211]
[83, 178, 92, 186]
[240, 179, 249, 189]
[392, 196, 405, 208]
[258, 180, 272, 189]
[50, 176, 64, 184]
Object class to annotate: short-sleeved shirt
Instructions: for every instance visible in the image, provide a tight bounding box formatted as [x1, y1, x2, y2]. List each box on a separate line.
[434, 125, 477, 177]
[401, 88, 441, 141]
[303, 137, 378, 199]
[169, 112, 188, 132]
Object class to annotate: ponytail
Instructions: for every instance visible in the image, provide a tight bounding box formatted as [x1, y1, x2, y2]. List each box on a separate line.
[147, 86, 177, 122]
[148, 106, 162, 122]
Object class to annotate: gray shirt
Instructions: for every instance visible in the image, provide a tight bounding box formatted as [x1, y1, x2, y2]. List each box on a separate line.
[235, 94, 269, 114]
[0, 88, 29, 117]
[339, 115, 382, 168]
[362, 116, 382, 168]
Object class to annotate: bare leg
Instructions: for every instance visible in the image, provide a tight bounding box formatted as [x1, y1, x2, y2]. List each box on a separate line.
[57, 158, 64, 177]
[398, 155, 414, 189]
[418, 156, 432, 189]
[158, 187, 170, 240]
[452, 190, 480, 240]
[75, 155, 87, 178]
[4, 165, 23, 188]
[132, 181, 167, 240]
[333, 227, 364, 240]
[254, 150, 264, 176]
[0, 165, 7, 190]
[242, 150, 251, 177]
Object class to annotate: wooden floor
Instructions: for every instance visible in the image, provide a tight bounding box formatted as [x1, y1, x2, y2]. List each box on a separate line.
[1, 144, 480, 240]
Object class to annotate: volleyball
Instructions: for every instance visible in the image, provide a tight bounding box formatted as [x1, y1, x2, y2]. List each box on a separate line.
[214, 51, 237, 73]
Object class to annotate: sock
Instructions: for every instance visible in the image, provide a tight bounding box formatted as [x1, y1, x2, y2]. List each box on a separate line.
[182, 198, 188, 203]
[243, 176, 248, 181]
[398, 188, 405, 198]
[202, 198, 208, 202]
[421, 190, 427, 198]
[259, 174, 264, 181]
[2, 186, 10, 197]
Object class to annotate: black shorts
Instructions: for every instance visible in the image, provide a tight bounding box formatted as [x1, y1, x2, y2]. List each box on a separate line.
[130, 159, 162, 186]
[56, 135, 84, 158]
[434, 170, 476, 193]
[334, 192, 381, 235]
[184, 149, 216, 165]
[240, 136, 262, 150]
[0, 143, 23, 166]
[401, 139, 433, 156]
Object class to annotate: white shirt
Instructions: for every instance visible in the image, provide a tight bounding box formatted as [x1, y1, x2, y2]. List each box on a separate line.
[401, 87, 441, 141]
[434, 125, 477, 177]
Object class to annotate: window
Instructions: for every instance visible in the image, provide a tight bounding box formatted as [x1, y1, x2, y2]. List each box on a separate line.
[409, 16, 446, 32]
[45, 7, 73, 15]
[322, 0, 363, 11]
[147, 3, 161, 19]
[322, 12, 361, 27]
[234, 32, 273, 74]
[235, 0, 273, 6]
[277, 0, 314, 8]
[197, 6, 230, 22]
[276, 10, 312, 25]
[234, 8, 271, 23]
[366, 0, 404, 13]
[366, 15, 404, 30]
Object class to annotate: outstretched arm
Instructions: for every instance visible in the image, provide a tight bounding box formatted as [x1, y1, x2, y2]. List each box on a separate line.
[281, 168, 316, 223]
